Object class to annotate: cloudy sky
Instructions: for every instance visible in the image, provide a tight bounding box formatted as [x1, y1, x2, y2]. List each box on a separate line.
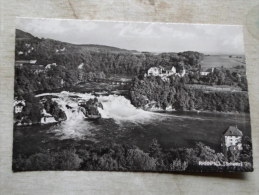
[16, 18, 244, 54]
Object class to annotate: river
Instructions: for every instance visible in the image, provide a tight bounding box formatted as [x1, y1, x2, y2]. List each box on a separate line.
[13, 91, 251, 157]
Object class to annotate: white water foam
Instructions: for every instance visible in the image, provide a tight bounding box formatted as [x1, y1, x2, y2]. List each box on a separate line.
[97, 95, 156, 123]
[38, 91, 157, 123]
[37, 91, 161, 139]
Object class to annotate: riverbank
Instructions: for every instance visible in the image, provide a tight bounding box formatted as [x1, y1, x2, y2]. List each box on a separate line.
[130, 76, 249, 113]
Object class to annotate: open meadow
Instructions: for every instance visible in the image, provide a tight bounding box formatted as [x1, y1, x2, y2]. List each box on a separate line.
[200, 55, 246, 73]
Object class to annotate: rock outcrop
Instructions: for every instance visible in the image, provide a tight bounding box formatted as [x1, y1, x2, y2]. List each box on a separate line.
[78, 98, 103, 119]
[14, 96, 67, 126]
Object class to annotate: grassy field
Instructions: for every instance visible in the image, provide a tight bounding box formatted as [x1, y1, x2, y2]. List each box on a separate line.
[186, 84, 243, 92]
[200, 55, 246, 70]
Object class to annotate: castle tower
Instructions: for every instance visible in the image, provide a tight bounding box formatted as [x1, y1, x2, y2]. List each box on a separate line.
[222, 126, 243, 161]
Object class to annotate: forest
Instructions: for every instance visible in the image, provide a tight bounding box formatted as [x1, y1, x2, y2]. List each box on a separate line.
[13, 138, 253, 172]
[130, 75, 249, 113]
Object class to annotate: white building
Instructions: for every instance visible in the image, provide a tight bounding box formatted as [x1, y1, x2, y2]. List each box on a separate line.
[15, 60, 37, 65]
[13, 100, 26, 113]
[55, 47, 66, 53]
[25, 43, 31, 48]
[170, 66, 177, 74]
[78, 63, 84, 69]
[45, 63, 57, 69]
[147, 67, 162, 76]
[29, 60, 37, 64]
[176, 68, 186, 77]
[200, 67, 214, 76]
[165, 66, 176, 76]
[222, 126, 243, 157]
[200, 71, 210, 76]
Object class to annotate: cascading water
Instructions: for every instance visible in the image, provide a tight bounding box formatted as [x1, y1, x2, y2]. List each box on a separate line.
[36, 91, 160, 139]
[97, 95, 155, 122]
[37, 91, 156, 123]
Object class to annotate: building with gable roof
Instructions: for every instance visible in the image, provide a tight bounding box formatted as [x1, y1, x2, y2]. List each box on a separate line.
[222, 126, 243, 160]
[13, 100, 26, 113]
[200, 67, 215, 76]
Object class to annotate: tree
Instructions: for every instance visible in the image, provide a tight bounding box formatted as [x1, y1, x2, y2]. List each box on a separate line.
[227, 145, 241, 162]
[149, 139, 162, 158]
[126, 148, 157, 171]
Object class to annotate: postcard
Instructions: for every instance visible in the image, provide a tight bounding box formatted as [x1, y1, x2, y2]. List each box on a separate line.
[13, 18, 253, 172]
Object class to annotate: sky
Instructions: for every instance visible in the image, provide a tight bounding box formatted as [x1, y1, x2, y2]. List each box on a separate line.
[16, 18, 245, 55]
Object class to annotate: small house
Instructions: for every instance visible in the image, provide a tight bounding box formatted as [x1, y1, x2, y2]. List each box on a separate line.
[17, 51, 24, 55]
[78, 63, 84, 69]
[29, 60, 37, 64]
[170, 66, 177, 75]
[200, 67, 215, 76]
[25, 43, 31, 48]
[15, 60, 37, 66]
[13, 100, 26, 113]
[175, 68, 186, 77]
[200, 72, 210, 76]
[45, 63, 57, 69]
[55, 47, 66, 53]
[164, 66, 176, 76]
[78, 100, 86, 106]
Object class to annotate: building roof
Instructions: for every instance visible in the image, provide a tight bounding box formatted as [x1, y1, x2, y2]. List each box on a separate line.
[16, 102, 25, 107]
[224, 126, 243, 136]
[163, 66, 173, 70]
[14, 100, 25, 106]
[148, 67, 160, 71]
[206, 67, 215, 72]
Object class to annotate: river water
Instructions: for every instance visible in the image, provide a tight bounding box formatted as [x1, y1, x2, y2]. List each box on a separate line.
[13, 91, 251, 156]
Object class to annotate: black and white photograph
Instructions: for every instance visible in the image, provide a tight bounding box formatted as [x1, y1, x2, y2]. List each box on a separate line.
[13, 18, 253, 172]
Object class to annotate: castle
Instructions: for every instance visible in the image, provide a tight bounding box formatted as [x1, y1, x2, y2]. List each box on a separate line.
[222, 126, 243, 161]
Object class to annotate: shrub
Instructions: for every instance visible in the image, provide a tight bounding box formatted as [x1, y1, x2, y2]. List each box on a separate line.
[13, 149, 82, 171]
[148, 139, 162, 158]
[126, 148, 157, 171]
[168, 159, 188, 171]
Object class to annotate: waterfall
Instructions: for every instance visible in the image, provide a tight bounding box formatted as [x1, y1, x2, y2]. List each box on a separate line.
[37, 91, 156, 123]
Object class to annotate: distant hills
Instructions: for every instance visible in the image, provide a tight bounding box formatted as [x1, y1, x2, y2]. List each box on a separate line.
[15, 29, 141, 56]
[15, 28, 204, 72]
[16, 29, 35, 39]
[15, 29, 204, 68]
